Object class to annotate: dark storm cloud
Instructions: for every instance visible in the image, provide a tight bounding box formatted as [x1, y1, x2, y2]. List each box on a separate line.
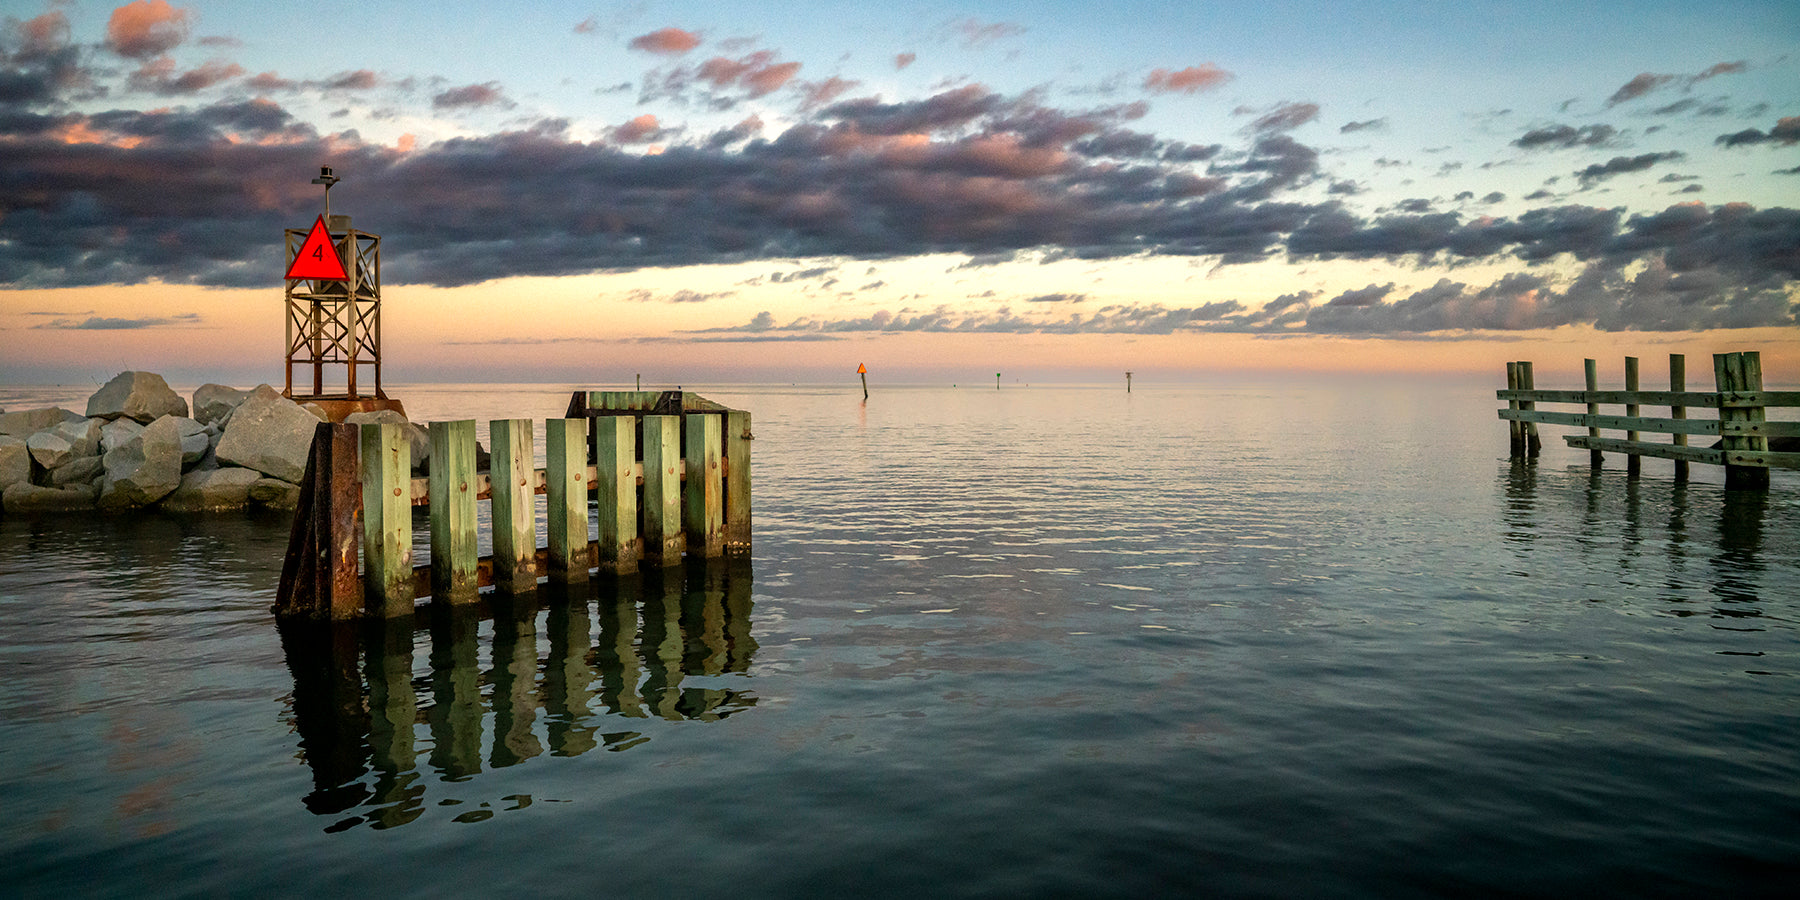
[1, 78, 1795, 335]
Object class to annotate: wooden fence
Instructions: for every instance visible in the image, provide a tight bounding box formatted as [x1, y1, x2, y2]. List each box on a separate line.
[1497, 351, 1800, 490]
[278, 391, 751, 621]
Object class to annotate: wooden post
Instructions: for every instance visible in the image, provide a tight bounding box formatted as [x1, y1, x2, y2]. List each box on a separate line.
[1506, 362, 1523, 457]
[276, 422, 362, 620]
[724, 410, 752, 554]
[1716, 351, 1771, 490]
[1670, 354, 1688, 483]
[489, 418, 537, 593]
[1625, 356, 1641, 479]
[427, 420, 479, 602]
[642, 414, 685, 566]
[684, 413, 724, 558]
[359, 422, 413, 617]
[1520, 361, 1541, 456]
[593, 415, 640, 575]
[1584, 358, 1602, 469]
[545, 418, 591, 583]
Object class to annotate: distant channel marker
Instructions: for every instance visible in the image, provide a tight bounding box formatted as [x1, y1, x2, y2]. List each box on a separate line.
[858, 363, 868, 401]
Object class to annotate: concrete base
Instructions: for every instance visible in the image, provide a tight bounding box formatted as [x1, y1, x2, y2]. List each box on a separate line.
[287, 395, 408, 423]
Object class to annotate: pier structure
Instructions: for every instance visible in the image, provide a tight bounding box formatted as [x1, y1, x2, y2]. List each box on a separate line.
[277, 390, 752, 621]
[1498, 351, 1800, 489]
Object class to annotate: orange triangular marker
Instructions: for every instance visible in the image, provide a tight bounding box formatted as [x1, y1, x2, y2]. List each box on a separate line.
[857, 363, 867, 374]
[285, 215, 349, 281]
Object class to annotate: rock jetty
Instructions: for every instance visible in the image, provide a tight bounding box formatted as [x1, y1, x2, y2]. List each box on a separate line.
[1, 371, 429, 517]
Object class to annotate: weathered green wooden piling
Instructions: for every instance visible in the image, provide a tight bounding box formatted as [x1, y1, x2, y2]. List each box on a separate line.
[545, 418, 590, 583]
[489, 418, 537, 593]
[725, 410, 752, 554]
[359, 422, 413, 616]
[1716, 351, 1770, 491]
[684, 413, 724, 558]
[1625, 356, 1642, 479]
[1670, 354, 1688, 483]
[642, 414, 685, 565]
[428, 420, 480, 602]
[593, 415, 640, 574]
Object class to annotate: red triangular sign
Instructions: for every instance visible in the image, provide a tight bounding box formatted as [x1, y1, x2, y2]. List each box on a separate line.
[857, 363, 867, 374]
[285, 215, 349, 281]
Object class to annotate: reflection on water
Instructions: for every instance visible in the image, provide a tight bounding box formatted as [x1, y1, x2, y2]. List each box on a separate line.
[1499, 460, 1786, 631]
[278, 560, 757, 832]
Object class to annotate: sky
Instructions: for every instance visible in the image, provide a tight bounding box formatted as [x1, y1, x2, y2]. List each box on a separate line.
[1, 0, 1797, 387]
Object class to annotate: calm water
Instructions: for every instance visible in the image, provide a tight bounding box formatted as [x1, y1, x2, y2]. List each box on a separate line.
[2, 380, 1796, 898]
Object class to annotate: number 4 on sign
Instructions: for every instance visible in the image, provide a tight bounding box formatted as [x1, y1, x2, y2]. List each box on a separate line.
[285, 215, 349, 281]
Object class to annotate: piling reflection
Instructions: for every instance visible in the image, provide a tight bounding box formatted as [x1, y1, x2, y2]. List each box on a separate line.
[1496, 462, 1782, 622]
[278, 559, 758, 832]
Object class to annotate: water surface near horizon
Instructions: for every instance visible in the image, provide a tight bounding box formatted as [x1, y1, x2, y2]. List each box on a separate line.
[2, 381, 1797, 897]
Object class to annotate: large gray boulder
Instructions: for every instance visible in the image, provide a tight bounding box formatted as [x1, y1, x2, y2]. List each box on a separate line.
[160, 467, 264, 513]
[249, 477, 302, 509]
[192, 384, 251, 426]
[0, 407, 84, 438]
[3, 482, 98, 513]
[27, 418, 102, 468]
[214, 386, 319, 484]
[51, 456, 105, 486]
[87, 372, 189, 422]
[172, 417, 209, 466]
[98, 415, 185, 508]
[0, 437, 30, 490]
[100, 418, 146, 455]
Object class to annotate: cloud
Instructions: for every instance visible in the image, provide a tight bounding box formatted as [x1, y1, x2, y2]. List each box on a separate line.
[1575, 151, 1684, 185]
[628, 27, 701, 55]
[1241, 101, 1320, 133]
[1340, 118, 1387, 134]
[1023, 292, 1085, 303]
[609, 113, 667, 144]
[432, 82, 509, 109]
[32, 313, 200, 330]
[1512, 123, 1617, 150]
[797, 75, 859, 111]
[130, 58, 243, 94]
[1715, 116, 1800, 148]
[105, 0, 189, 59]
[943, 18, 1025, 49]
[625, 288, 732, 303]
[894, 52, 916, 70]
[1606, 61, 1748, 106]
[1143, 64, 1232, 94]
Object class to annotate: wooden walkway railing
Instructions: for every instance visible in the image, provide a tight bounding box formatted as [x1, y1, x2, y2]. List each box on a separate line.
[1497, 351, 1800, 490]
[278, 391, 751, 621]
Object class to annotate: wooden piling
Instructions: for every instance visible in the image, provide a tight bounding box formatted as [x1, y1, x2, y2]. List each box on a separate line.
[545, 418, 590, 583]
[1716, 351, 1771, 491]
[1625, 356, 1641, 478]
[724, 410, 752, 554]
[1519, 361, 1541, 456]
[359, 422, 413, 616]
[642, 414, 685, 566]
[593, 415, 640, 575]
[1584, 358, 1602, 469]
[684, 413, 723, 558]
[1669, 354, 1688, 483]
[276, 422, 362, 620]
[428, 420, 479, 602]
[1506, 362, 1522, 456]
[489, 419, 537, 593]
